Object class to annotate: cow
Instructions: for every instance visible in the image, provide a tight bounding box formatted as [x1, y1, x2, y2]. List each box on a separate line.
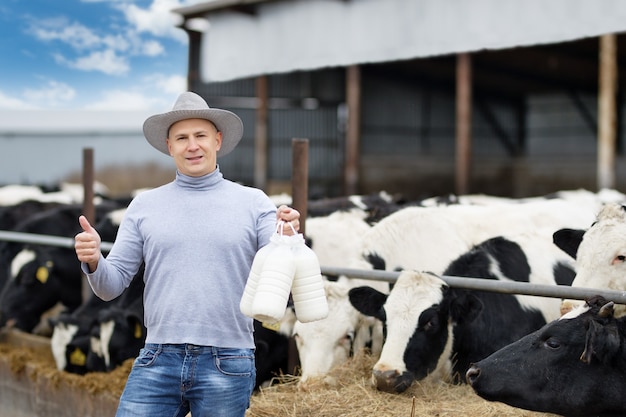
[355, 198, 593, 280]
[292, 277, 387, 386]
[466, 296, 626, 417]
[50, 292, 110, 374]
[50, 265, 145, 374]
[348, 232, 576, 393]
[253, 318, 291, 390]
[554, 203, 626, 317]
[0, 202, 122, 333]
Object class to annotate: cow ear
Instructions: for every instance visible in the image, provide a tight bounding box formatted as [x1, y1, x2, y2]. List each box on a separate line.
[349, 286, 387, 322]
[580, 319, 620, 364]
[449, 292, 483, 324]
[552, 228, 585, 259]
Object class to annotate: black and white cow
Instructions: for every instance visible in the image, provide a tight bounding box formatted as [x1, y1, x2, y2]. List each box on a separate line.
[554, 203, 626, 317]
[348, 233, 576, 393]
[50, 265, 145, 374]
[253, 318, 291, 390]
[292, 277, 387, 386]
[467, 296, 626, 417]
[50, 292, 110, 374]
[0, 202, 122, 332]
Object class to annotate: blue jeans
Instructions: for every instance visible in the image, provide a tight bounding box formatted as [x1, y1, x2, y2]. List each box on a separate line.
[115, 344, 256, 417]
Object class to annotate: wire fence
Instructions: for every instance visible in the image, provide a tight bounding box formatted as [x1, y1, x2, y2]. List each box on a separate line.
[2, 230, 626, 304]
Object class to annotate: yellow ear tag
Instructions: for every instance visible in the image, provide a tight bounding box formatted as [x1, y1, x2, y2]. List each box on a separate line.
[261, 321, 281, 332]
[134, 323, 142, 339]
[69, 348, 86, 366]
[36, 267, 49, 284]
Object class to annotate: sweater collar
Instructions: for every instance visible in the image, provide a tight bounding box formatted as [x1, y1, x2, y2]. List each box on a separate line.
[175, 166, 223, 190]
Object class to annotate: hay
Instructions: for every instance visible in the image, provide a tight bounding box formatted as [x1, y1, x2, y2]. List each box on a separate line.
[0, 342, 559, 416]
[0, 342, 130, 397]
[246, 350, 559, 417]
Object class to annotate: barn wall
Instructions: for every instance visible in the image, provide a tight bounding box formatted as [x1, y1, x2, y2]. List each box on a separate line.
[189, 67, 626, 200]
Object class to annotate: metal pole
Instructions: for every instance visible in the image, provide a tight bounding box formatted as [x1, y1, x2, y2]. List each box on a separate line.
[0, 231, 113, 252]
[3, 230, 625, 304]
[320, 266, 626, 304]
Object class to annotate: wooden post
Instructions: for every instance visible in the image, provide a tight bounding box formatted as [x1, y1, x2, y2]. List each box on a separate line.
[82, 148, 95, 303]
[288, 138, 309, 374]
[345, 65, 361, 196]
[255, 76, 269, 191]
[291, 138, 309, 235]
[598, 33, 618, 190]
[455, 53, 472, 196]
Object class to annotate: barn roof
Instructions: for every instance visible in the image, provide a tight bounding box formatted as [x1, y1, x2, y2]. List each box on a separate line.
[174, 0, 626, 85]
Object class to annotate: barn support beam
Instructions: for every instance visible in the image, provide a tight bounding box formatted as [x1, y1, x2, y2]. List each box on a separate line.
[455, 53, 472, 195]
[344, 65, 361, 196]
[254, 76, 269, 191]
[597, 33, 618, 189]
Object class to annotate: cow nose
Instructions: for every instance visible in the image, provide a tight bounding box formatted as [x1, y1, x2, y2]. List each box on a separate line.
[466, 364, 481, 386]
[373, 368, 399, 393]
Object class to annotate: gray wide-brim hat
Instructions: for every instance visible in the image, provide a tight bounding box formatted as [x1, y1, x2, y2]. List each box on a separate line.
[143, 91, 244, 157]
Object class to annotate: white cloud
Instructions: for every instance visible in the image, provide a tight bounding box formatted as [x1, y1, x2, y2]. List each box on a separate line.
[144, 73, 187, 95]
[31, 18, 102, 50]
[24, 80, 76, 107]
[0, 91, 37, 110]
[117, 0, 189, 42]
[54, 49, 130, 75]
[84, 89, 171, 110]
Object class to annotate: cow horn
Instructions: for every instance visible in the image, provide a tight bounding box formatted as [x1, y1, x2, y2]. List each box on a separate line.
[599, 301, 615, 318]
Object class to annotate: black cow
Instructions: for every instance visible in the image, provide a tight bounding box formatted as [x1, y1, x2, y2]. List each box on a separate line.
[467, 296, 626, 417]
[0, 202, 122, 332]
[349, 234, 576, 392]
[51, 266, 146, 374]
[253, 319, 290, 390]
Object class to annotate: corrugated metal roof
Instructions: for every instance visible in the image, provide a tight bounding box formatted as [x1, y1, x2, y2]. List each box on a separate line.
[173, 0, 626, 83]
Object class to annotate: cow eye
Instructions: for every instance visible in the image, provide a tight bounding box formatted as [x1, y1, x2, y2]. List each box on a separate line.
[419, 308, 440, 333]
[543, 337, 561, 349]
[421, 316, 439, 333]
[617, 255, 626, 262]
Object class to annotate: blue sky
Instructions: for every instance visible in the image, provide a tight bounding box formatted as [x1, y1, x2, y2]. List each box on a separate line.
[0, 0, 207, 111]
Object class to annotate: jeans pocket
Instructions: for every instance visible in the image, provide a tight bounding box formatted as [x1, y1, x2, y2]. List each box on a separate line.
[214, 349, 255, 377]
[133, 346, 159, 368]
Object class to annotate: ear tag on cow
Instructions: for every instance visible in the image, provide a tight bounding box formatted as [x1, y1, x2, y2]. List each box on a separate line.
[261, 321, 281, 332]
[36, 267, 49, 284]
[134, 323, 142, 339]
[70, 348, 86, 366]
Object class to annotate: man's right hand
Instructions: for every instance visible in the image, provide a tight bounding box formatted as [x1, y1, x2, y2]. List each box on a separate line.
[75, 215, 101, 273]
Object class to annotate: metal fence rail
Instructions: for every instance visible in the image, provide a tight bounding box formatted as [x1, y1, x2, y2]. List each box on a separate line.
[0, 230, 113, 252]
[3, 230, 626, 304]
[320, 267, 626, 304]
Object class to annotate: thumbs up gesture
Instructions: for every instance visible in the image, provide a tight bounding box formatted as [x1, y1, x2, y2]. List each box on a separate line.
[75, 215, 102, 272]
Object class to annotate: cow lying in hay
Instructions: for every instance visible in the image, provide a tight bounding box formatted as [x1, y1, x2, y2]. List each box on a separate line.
[467, 296, 626, 417]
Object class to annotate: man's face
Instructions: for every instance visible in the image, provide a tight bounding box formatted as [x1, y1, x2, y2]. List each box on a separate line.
[166, 118, 222, 177]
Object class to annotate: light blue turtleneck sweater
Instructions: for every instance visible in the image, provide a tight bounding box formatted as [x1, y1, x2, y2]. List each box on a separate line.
[84, 168, 277, 348]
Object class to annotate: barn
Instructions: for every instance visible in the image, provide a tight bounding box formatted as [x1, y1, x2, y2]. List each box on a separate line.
[172, 0, 626, 200]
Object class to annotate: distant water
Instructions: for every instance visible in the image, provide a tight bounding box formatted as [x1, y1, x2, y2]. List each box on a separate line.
[0, 134, 171, 186]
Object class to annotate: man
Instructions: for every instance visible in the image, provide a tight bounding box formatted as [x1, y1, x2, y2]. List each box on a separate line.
[75, 91, 300, 417]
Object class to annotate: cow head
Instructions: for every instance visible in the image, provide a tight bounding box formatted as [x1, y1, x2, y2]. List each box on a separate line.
[0, 247, 82, 332]
[349, 270, 482, 393]
[467, 296, 626, 416]
[554, 203, 626, 317]
[294, 279, 384, 387]
[96, 300, 146, 371]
